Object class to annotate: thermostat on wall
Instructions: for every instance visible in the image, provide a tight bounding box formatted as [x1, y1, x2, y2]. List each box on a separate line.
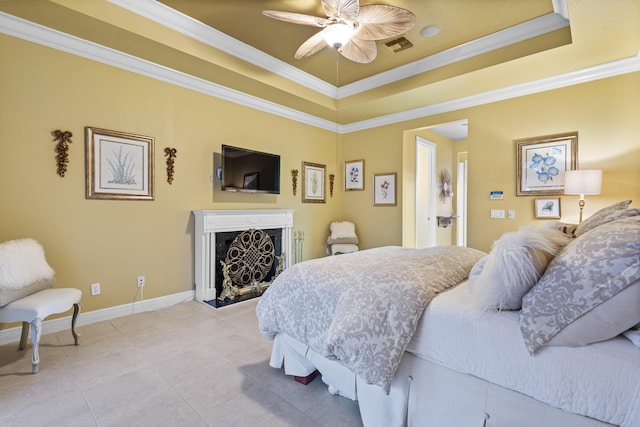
[490, 191, 503, 200]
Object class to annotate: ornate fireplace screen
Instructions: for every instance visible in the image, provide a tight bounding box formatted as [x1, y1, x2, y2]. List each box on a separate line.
[218, 228, 285, 302]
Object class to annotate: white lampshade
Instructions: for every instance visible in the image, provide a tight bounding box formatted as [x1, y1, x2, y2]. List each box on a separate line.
[322, 23, 354, 49]
[564, 170, 602, 195]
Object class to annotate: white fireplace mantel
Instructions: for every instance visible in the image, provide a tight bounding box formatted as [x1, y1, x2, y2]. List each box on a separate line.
[192, 209, 294, 302]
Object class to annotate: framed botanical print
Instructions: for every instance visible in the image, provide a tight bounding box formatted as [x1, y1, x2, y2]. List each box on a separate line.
[515, 132, 577, 196]
[301, 161, 326, 203]
[85, 127, 154, 200]
[373, 172, 397, 206]
[345, 159, 364, 191]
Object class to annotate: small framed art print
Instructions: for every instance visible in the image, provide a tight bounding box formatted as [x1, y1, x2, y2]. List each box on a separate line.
[345, 159, 364, 191]
[373, 172, 397, 206]
[534, 197, 561, 219]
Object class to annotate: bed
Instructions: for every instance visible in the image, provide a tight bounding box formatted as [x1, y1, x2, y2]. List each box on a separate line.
[256, 203, 640, 427]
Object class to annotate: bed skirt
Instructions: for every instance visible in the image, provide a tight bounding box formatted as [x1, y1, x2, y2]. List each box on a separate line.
[269, 333, 616, 427]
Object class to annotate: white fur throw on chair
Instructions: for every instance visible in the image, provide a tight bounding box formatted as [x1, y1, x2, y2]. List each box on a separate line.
[327, 222, 359, 245]
[0, 239, 55, 307]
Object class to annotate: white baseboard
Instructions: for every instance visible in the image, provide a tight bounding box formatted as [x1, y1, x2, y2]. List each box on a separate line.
[0, 290, 195, 346]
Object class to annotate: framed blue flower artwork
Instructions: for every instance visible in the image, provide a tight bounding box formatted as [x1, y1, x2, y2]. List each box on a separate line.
[345, 159, 365, 191]
[515, 132, 577, 196]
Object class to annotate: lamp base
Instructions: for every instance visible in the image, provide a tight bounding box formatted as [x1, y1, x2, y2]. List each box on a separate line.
[578, 199, 585, 223]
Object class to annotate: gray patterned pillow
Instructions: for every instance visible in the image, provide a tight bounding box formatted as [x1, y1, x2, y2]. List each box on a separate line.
[520, 215, 640, 354]
[573, 199, 633, 237]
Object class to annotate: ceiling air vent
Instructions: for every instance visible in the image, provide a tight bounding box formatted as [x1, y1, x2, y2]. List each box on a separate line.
[384, 37, 413, 53]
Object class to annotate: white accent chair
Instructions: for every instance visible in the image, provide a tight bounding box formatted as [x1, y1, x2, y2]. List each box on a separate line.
[0, 239, 81, 373]
[327, 221, 359, 255]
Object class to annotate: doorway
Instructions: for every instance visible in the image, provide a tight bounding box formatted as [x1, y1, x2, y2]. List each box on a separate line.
[402, 120, 468, 249]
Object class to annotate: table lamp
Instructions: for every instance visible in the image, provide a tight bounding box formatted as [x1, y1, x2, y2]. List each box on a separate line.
[564, 170, 602, 223]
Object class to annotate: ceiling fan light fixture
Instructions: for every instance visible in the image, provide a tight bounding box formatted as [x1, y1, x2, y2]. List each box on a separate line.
[264, 0, 415, 63]
[322, 23, 354, 49]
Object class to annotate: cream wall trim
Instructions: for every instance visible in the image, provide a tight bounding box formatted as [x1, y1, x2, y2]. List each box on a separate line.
[0, 12, 337, 133]
[1, 12, 638, 135]
[342, 52, 640, 134]
[0, 291, 194, 346]
[552, 0, 570, 20]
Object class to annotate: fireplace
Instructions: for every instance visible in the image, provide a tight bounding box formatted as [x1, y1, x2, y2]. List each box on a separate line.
[192, 210, 294, 305]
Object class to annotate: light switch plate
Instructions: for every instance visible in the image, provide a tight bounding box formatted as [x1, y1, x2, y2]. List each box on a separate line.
[490, 209, 505, 219]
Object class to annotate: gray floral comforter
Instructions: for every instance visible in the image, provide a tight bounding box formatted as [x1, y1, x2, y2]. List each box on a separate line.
[256, 245, 485, 392]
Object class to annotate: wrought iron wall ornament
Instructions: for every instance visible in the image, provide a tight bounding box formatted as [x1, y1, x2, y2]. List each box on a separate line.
[163, 147, 177, 184]
[291, 169, 298, 195]
[51, 130, 72, 177]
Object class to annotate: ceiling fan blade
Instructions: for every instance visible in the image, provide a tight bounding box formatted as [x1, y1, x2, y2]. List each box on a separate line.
[339, 38, 377, 63]
[321, 0, 359, 21]
[262, 10, 329, 27]
[295, 31, 328, 59]
[356, 5, 416, 40]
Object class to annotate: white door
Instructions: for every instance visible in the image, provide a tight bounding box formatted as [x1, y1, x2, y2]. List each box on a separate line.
[456, 158, 468, 247]
[415, 137, 437, 248]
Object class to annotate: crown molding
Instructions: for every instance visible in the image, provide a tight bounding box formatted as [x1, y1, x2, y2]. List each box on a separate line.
[107, 0, 336, 96]
[0, 12, 337, 132]
[338, 12, 568, 98]
[1, 12, 638, 135]
[110, 0, 568, 98]
[342, 51, 640, 134]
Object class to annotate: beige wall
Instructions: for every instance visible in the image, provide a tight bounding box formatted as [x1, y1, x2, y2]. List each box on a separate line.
[2, 32, 640, 324]
[343, 71, 640, 253]
[0, 34, 341, 321]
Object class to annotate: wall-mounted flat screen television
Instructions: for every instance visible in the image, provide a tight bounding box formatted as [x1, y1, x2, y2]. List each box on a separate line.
[221, 144, 280, 194]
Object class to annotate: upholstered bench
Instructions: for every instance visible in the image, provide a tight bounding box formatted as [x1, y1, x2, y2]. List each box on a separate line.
[0, 238, 82, 373]
[0, 288, 81, 373]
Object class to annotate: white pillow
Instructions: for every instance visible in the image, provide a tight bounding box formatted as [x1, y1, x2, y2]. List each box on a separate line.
[329, 221, 357, 239]
[468, 223, 572, 311]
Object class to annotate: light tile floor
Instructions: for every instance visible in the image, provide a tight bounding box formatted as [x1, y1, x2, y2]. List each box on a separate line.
[0, 298, 363, 427]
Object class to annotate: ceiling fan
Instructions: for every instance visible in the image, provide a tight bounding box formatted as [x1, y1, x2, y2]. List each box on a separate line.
[263, 0, 416, 64]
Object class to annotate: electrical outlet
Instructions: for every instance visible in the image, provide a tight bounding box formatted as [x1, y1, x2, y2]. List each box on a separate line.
[137, 276, 145, 288]
[91, 283, 100, 296]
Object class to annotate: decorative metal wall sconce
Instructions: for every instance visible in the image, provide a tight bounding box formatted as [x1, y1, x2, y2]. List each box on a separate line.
[438, 168, 454, 203]
[164, 147, 177, 184]
[291, 169, 299, 195]
[51, 129, 72, 177]
[329, 174, 335, 197]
